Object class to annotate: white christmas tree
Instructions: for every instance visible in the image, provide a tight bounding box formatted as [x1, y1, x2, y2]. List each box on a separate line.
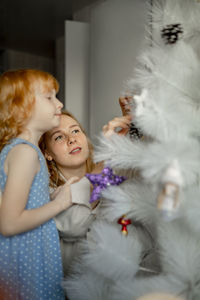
[64, 0, 200, 299]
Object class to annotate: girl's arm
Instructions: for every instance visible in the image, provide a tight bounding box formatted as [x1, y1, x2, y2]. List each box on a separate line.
[0, 144, 76, 237]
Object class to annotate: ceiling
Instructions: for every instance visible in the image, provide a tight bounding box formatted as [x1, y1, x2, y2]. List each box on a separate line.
[0, 0, 99, 58]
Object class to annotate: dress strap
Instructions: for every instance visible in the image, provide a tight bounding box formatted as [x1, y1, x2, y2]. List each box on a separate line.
[0, 138, 47, 190]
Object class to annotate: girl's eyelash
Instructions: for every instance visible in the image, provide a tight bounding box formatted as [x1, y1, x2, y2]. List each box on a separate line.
[54, 129, 80, 141]
[55, 135, 63, 141]
[73, 129, 80, 133]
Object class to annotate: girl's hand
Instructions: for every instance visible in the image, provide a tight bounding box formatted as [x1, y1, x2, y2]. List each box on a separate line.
[119, 96, 133, 116]
[102, 115, 132, 138]
[51, 177, 79, 210]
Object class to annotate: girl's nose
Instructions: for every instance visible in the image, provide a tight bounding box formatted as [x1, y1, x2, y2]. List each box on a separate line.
[55, 97, 63, 109]
[68, 136, 76, 145]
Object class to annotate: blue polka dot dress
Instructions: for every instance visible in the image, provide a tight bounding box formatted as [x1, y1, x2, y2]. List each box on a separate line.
[0, 138, 65, 300]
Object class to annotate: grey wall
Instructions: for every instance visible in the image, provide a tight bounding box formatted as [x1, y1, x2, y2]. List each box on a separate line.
[65, 21, 90, 132]
[0, 49, 54, 74]
[89, 0, 148, 140]
[65, 0, 149, 141]
[55, 36, 65, 105]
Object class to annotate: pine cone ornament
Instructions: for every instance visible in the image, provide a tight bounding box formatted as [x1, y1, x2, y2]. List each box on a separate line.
[161, 23, 183, 44]
[129, 122, 143, 140]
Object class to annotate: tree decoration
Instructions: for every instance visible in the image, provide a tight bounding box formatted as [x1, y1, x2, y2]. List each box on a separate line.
[63, 1, 200, 299]
[161, 23, 183, 44]
[157, 159, 183, 221]
[129, 122, 143, 140]
[85, 166, 126, 203]
[117, 215, 132, 235]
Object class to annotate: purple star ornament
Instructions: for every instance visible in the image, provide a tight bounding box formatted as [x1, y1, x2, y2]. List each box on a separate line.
[85, 166, 127, 203]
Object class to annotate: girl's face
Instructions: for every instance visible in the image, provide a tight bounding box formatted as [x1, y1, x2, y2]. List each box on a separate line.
[44, 114, 89, 170]
[27, 86, 63, 134]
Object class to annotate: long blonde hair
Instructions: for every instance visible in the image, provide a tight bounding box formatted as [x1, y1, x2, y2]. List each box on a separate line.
[39, 110, 97, 188]
[0, 69, 59, 151]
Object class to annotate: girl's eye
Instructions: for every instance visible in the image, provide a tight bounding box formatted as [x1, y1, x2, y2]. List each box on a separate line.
[55, 135, 64, 141]
[72, 129, 80, 134]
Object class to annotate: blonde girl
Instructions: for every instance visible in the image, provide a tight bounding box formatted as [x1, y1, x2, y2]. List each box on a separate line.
[39, 110, 131, 276]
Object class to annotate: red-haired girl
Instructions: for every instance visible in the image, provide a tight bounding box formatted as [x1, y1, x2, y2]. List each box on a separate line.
[0, 69, 76, 299]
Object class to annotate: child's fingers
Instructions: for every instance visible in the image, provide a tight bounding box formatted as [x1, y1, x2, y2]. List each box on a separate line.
[104, 116, 131, 131]
[117, 128, 129, 136]
[51, 177, 80, 200]
[66, 176, 80, 185]
[119, 96, 132, 106]
[103, 115, 132, 137]
[119, 96, 133, 116]
[110, 115, 131, 126]
[50, 185, 62, 200]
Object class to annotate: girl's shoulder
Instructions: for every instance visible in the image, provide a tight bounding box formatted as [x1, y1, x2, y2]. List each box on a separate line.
[6, 143, 39, 166]
[1, 138, 42, 157]
[8, 142, 37, 155]
[1, 138, 38, 160]
[1, 138, 41, 175]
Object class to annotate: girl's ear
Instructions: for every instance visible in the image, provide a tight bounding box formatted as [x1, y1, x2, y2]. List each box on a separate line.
[45, 151, 53, 161]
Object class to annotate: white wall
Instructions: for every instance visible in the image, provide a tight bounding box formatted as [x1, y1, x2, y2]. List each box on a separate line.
[55, 36, 65, 105]
[65, 21, 90, 132]
[65, 0, 149, 140]
[89, 0, 148, 140]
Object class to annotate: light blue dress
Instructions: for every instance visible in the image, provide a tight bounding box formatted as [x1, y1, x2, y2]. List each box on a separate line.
[0, 138, 65, 300]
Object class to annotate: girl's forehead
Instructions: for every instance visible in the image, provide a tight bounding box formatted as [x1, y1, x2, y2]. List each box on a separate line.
[45, 115, 83, 142]
[46, 115, 79, 137]
[32, 80, 55, 94]
[60, 115, 79, 127]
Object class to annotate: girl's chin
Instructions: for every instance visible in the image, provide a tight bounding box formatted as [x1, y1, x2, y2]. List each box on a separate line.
[67, 160, 87, 168]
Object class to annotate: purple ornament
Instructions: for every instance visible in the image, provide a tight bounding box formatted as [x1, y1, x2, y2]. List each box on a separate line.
[85, 166, 127, 203]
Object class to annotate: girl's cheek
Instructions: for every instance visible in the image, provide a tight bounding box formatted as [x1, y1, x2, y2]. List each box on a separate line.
[56, 143, 68, 153]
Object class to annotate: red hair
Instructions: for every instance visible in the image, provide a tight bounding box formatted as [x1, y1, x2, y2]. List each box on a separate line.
[0, 69, 59, 151]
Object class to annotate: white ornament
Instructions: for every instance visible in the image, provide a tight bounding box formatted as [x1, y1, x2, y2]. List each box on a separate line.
[157, 159, 183, 221]
[134, 89, 148, 117]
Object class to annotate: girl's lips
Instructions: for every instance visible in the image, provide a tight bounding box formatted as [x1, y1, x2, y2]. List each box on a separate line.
[69, 147, 82, 155]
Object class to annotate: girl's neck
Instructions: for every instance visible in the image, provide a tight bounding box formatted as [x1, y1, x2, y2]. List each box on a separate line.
[58, 164, 87, 181]
[17, 130, 41, 146]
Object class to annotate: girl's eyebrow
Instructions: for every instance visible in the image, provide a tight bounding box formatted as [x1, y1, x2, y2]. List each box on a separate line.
[50, 125, 80, 138]
[50, 130, 62, 138]
[69, 124, 80, 129]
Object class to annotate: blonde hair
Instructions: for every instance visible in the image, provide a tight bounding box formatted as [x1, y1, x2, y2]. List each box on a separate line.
[0, 69, 59, 151]
[39, 110, 96, 188]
